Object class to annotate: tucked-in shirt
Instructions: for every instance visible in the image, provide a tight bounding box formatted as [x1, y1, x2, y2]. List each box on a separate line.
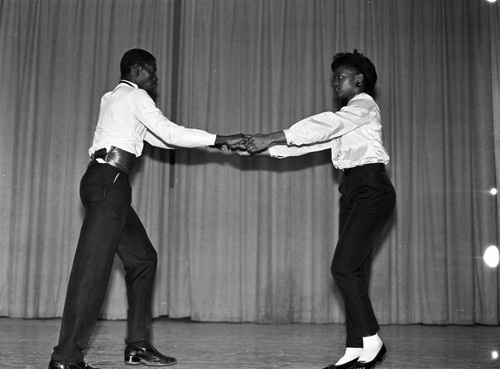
[89, 81, 216, 157]
[268, 93, 390, 170]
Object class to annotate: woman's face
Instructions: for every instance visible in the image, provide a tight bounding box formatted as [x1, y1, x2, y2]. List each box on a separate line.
[332, 65, 362, 102]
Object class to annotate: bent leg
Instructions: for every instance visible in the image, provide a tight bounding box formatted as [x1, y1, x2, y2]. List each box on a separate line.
[332, 170, 395, 344]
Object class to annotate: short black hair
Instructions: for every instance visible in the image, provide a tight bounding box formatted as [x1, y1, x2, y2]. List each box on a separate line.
[331, 49, 377, 94]
[120, 48, 156, 77]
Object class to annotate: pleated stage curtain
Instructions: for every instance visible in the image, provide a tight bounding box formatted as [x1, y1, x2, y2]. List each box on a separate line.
[0, 0, 499, 325]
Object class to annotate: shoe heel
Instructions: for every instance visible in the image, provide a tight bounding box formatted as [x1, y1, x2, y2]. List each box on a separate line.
[124, 356, 141, 365]
[377, 345, 387, 362]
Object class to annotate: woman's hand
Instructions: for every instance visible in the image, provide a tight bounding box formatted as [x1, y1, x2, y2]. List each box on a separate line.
[246, 131, 286, 154]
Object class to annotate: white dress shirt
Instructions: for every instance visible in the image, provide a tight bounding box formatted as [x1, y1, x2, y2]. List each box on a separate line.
[89, 81, 216, 157]
[268, 93, 390, 170]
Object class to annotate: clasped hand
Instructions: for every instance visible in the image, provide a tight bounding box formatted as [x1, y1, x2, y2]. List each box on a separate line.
[222, 133, 274, 155]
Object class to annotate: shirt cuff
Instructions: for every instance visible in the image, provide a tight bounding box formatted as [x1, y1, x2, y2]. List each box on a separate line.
[267, 146, 282, 158]
[208, 133, 217, 146]
[283, 129, 294, 145]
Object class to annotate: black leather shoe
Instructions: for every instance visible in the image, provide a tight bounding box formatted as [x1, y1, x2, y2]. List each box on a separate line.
[322, 357, 358, 369]
[48, 360, 98, 369]
[124, 343, 177, 366]
[352, 344, 387, 369]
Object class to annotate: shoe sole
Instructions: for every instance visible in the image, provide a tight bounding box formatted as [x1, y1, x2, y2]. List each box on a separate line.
[125, 358, 177, 367]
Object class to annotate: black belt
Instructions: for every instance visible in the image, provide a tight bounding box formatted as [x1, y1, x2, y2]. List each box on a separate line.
[343, 163, 385, 176]
[91, 146, 137, 175]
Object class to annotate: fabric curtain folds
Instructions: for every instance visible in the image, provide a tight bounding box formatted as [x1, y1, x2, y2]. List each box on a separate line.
[0, 0, 499, 325]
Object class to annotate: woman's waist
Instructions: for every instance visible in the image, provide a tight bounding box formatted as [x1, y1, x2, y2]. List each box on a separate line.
[342, 162, 386, 176]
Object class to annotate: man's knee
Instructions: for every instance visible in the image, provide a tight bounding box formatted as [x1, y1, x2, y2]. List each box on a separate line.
[331, 260, 348, 280]
[145, 247, 158, 269]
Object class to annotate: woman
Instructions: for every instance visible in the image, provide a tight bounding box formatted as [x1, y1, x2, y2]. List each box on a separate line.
[246, 50, 396, 369]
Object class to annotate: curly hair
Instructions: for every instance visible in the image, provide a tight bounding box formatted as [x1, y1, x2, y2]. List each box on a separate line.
[331, 49, 377, 94]
[120, 49, 156, 77]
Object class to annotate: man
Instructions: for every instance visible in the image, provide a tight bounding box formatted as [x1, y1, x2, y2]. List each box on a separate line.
[49, 48, 246, 369]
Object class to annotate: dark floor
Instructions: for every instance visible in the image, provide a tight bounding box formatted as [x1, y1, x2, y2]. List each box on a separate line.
[1, 317, 499, 368]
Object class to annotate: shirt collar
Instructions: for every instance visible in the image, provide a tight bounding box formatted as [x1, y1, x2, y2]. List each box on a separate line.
[120, 80, 138, 88]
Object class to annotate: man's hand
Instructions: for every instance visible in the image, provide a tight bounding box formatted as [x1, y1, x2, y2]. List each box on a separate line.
[215, 134, 250, 150]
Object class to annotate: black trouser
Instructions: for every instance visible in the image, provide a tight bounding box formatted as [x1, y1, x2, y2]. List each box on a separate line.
[331, 163, 396, 348]
[51, 162, 158, 364]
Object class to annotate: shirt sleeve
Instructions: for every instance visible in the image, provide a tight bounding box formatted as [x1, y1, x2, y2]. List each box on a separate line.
[133, 89, 216, 148]
[268, 141, 332, 158]
[143, 130, 178, 150]
[285, 94, 376, 146]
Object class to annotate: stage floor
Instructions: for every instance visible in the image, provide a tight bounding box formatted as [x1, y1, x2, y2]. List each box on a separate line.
[0, 317, 499, 368]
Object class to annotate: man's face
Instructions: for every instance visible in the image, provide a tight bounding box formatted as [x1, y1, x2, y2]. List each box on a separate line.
[135, 62, 158, 100]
